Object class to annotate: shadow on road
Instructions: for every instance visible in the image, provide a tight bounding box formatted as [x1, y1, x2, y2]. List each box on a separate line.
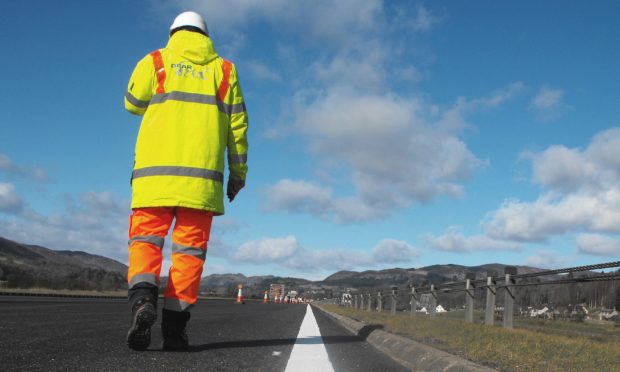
[177, 324, 384, 352]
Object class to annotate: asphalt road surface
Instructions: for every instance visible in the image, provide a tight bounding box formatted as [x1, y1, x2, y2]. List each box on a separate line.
[0, 296, 408, 371]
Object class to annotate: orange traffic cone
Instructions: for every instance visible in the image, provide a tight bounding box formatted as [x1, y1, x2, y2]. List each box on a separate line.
[236, 284, 244, 304]
[263, 291, 269, 304]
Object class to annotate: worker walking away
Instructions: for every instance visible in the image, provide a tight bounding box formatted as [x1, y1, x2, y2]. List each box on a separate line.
[123, 11, 248, 351]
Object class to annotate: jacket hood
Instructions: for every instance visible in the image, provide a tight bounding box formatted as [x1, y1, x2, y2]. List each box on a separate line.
[166, 30, 218, 65]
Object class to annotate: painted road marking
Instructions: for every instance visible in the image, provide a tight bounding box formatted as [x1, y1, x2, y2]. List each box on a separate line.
[284, 305, 335, 372]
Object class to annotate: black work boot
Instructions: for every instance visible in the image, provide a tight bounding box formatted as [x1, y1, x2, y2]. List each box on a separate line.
[161, 309, 191, 351]
[126, 283, 159, 351]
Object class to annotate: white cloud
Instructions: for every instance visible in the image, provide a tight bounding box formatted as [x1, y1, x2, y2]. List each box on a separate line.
[411, 4, 441, 31]
[164, 0, 384, 48]
[372, 239, 419, 264]
[245, 60, 282, 82]
[521, 146, 590, 192]
[529, 86, 565, 121]
[531, 86, 563, 110]
[486, 191, 620, 242]
[450, 82, 526, 114]
[391, 3, 442, 33]
[524, 250, 563, 268]
[154, 1, 492, 225]
[211, 217, 245, 235]
[0, 153, 48, 181]
[263, 83, 526, 223]
[235, 235, 302, 263]
[575, 233, 620, 257]
[487, 128, 620, 243]
[78, 191, 128, 216]
[262, 179, 332, 217]
[426, 227, 521, 252]
[0, 183, 23, 214]
[0, 191, 130, 263]
[523, 128, 620, 193]
[232, 235, 418, 273]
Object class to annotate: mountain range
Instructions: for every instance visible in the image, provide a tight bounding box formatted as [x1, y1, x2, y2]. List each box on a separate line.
[0, 236, 543, 297]
[0, 236, 127, 291]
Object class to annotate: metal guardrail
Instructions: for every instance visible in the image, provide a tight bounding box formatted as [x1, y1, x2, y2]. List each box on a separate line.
[336, 261, 620, 329]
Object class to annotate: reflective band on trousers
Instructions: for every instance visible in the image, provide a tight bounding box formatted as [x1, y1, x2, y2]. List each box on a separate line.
[228, 153, 247, 165]
[172, 243, 206, 261]
[129, 235, 165, 248]
[129, 273, 158, 289]
[149, 91, 246, 115]
[132, 166, 224, 183]
[125, 92, 150, 108]
[164, 297, 194, 312]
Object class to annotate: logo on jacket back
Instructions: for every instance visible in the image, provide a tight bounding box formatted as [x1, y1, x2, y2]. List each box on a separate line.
[171, 62, 210, 80]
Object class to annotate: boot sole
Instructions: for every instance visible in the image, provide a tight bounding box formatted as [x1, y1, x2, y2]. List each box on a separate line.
[127, 303, 156, 350]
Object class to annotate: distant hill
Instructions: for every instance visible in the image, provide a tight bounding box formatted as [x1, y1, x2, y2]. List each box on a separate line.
[198, 264, 548, 299]
[322, 263, 544, 289]
[0, 235, 558, 297]
[0, 236, 127, 291]
[199, 273, 312, 298]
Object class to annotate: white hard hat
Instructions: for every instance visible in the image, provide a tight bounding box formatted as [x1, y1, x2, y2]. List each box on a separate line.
[170, 11, 209, 36]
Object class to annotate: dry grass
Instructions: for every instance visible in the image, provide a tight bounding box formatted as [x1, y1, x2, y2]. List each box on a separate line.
[0, 287, 127, 297]
[320, 304, 620, 372]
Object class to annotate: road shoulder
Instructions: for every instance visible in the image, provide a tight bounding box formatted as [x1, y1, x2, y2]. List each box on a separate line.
[312, 304, 496, 372]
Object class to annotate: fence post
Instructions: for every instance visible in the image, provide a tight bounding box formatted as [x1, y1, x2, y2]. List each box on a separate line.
[430, 284, 437, 319]
[360, 293, 364, 309]
[484, 270, 497, 326]
[367, 293, 372, 312]
[503, 266, 517, 329]
[354, 294, 358, 309]
[410, 285, 418, 315]
[465, 273, 475, 323]
[378, 291, 382, 312]
[615, 284, 620, 328]
[391, 287, 397, 315]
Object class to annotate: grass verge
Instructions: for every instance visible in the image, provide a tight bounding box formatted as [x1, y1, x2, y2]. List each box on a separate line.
[318, 304, 620, 372]
[440, 309, 620, 341]
[0, 287, 127, 297]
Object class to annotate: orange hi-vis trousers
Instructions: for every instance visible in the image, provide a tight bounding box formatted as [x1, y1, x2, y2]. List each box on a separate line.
[127, 207, 213, 311]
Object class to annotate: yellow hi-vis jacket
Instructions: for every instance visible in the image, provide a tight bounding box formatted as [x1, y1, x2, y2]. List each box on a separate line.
[124, 30, 248, 215]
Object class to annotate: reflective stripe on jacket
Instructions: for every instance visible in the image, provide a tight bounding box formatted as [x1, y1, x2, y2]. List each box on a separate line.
[124, 30, 248, 215]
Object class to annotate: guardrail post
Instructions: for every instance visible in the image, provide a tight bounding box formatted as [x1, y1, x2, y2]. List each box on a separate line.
[503, 266, 517, 329]
[410, 285, 418, 315]
[430, 284, 437, 318]
[391, 287, 397, 315]
[378, 291, 382, 312]
[615, 284, 620, 328]
[465, 273, 475, 323]
[367, 293, 372, 312]
[484, 270, 497, 326]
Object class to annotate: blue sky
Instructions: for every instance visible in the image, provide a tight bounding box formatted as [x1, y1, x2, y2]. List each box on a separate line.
[1, 1, 619, 280]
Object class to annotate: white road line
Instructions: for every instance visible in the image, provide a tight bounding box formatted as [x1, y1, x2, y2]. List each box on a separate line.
[284, 305, 335, 372]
